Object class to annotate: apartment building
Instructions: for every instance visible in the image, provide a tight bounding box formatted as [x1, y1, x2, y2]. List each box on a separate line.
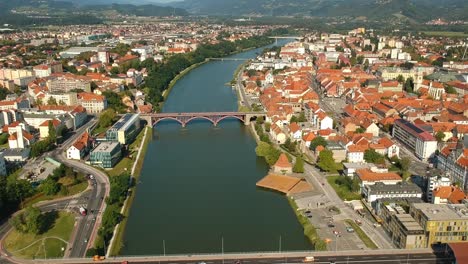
[393, 119, 437, 161]
[77, 92, 107, 114]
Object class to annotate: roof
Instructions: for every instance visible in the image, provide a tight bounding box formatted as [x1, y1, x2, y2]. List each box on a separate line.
[433, 186, 467, 204]
[449, 243, 468, 264]
[39, 119, 61, 128]
[274, 153, 292, 168]
[356, 168, 402, 182]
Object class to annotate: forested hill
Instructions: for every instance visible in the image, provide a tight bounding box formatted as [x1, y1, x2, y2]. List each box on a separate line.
[0, 0, 188, 26]
[171, 0, 468, 22]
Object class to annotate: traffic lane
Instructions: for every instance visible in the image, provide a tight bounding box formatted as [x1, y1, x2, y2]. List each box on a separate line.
[94, 254, 452, 264]
[70, 182, 101, 257]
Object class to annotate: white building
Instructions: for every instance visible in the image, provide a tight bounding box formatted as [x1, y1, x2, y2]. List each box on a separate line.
[393, 119, 438, 161]
[77, 92, 107, 114]
[426, 175, 452, 202]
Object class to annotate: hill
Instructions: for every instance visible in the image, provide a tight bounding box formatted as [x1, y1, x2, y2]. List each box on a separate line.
[0, 0, 188, 26]
[170, 0, 468, 21]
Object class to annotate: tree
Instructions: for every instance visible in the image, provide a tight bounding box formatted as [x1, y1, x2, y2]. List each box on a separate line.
[47, 97, 57, 105]
[435, 131, 445, 142]
[445, 85, 457, 94]
[48, 121, 57, 143]
[293, 156, 305, 173]
[110, 67, 120, 75]
[98, 109, 117, 129]
[317, 150, 336, 172]
[364, 149, 385, 164]
[255, 142, 281, 166]
[0, 133, 8, 145]
[355, 127, 365, 133]
[256, 116, 265, 125]
[40, 178, 61, 196]
[10, 206, 44, 234]
[309, 136, 327, 151]
[396, 75, 405, 83]
[404, 77, 414, 93]
[399, 157, 411, 172]
[264, 122, 271, 132]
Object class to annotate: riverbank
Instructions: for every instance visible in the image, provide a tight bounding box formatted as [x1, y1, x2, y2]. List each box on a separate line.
[107, 126, 152, 256]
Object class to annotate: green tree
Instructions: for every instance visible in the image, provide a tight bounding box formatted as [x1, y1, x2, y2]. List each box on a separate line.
[255, 142, 281, 166]
[435, 131, 445, 142]
[257, 116, 265, 125]
[40, 178, 61, 196]
[264, 122, 271, 132]
[0, 133, 8, 145]
[355, 127, 365, 133]
[47, 97, 57, 105]
[398, 157, 411, 172]
[445, 85, 457, 94]
[404, 77, 414, 93]
[309, 136, 327, 151]
[396, 75, 405, 83]
[364, 149, 385, 164]
[110, 67, 120, 75]
[293, 156, 305, 173]
[48, 120, 57, 143]
[98, 109, 117, 129]
[317, 150, 336, 172]
[10, 206, 44, 234]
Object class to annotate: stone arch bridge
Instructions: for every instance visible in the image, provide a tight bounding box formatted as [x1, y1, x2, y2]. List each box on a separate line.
[140, 112, 266, 128]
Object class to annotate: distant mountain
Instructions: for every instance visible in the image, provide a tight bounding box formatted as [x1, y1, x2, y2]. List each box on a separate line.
[170, 0, 468, 21]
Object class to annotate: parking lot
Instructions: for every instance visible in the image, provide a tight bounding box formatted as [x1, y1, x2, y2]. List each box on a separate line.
[294, 195, 367, 251]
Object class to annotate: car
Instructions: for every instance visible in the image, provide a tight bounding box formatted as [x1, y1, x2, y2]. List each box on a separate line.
[346, 227, 354, 233]
[307, 215, 312, 218]
[197, 262, 206, 264]
[355, 219, 362, 226]
[333, 230, 338, 235]
[305, 210, 311, 214]
[373, 223, 381, 227]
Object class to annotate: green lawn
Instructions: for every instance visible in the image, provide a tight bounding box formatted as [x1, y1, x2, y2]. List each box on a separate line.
[108, 127, 147, 177]
[327, 176, 362, 201]
[4, 211, 75, 259]
[345, 219, 378, 249]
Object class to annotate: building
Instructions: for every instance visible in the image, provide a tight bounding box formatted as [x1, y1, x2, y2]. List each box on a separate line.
[89, 142, 122, 168]
[427, 176, 452, 202]
[363, 182, 423, 203]
[8, 125, 35, 149]
[97, 48, 110, 64]
[432, 186, 467, 204]
[43, 92, 78, 106]
[106, 114, 141, 145]
[38, 119, 63, 139]
[67, 131, 92, 160]
[77, 92, 107, 114]
[378, 202, 427, 249]
[47, 74, 91, 93]
[343, 162, 375, 177]
[273, 153, 292, 174]
[393, 119, 437, 161]
[410, 203, 468, 246]
[436, 143, 468, 191]
[2, 148, 30, 163]
[356, 168, 402, 191]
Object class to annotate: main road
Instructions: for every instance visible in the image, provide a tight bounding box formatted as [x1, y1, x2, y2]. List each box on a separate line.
[0, 117, 110, 263]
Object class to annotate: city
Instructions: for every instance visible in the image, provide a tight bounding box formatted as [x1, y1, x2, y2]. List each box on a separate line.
[0, 0, 467, 264]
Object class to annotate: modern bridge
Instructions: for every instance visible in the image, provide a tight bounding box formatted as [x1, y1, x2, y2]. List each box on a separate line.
[140, 112, 266, 128]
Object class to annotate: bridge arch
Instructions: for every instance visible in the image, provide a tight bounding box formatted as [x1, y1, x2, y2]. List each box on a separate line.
[216, 115, 245, 124]
[184, 116, 217, 126]
[152, 117, 184, 127]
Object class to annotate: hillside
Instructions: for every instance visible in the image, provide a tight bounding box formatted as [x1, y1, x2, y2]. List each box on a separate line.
[0, 0, 188, 26]
[171, 0, 468, 21]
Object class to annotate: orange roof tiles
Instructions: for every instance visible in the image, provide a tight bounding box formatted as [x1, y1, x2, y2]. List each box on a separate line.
[275, 153, 292, 168]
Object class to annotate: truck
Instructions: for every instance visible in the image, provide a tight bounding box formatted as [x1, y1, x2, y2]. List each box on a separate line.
[79, 207, 87, 216]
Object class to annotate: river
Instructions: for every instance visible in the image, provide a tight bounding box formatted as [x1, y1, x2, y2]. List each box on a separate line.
[122, 40, 311, 255]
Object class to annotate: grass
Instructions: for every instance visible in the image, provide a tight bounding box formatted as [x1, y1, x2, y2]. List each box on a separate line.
[4, 211, 75, 259]
[108, 127, 148, 177]
[108, 127, 152, 256]
[22, 175, 88, 208]
[345, 219, 378, 249]
[326, 176, 362, 201]
[287, 197, 327, 251]
[422, 31, 468, 37]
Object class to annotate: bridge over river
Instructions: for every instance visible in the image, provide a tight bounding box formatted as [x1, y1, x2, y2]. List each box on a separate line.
[140, 112, 266, 128]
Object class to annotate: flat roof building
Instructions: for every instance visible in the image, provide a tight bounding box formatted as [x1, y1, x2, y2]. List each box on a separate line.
[89, 142, 121, 168]
[106, 113, 141, 145]
[393, 119, 437, 161]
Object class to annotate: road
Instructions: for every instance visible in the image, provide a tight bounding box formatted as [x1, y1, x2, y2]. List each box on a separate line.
[0, 117, 110, 263]
[12, 250, 453, 264]
[302, 163, 394, 249]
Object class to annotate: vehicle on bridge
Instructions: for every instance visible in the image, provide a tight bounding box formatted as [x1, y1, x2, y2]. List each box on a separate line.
[93, 255, 105, 261]
[303, 256, 315, 262]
